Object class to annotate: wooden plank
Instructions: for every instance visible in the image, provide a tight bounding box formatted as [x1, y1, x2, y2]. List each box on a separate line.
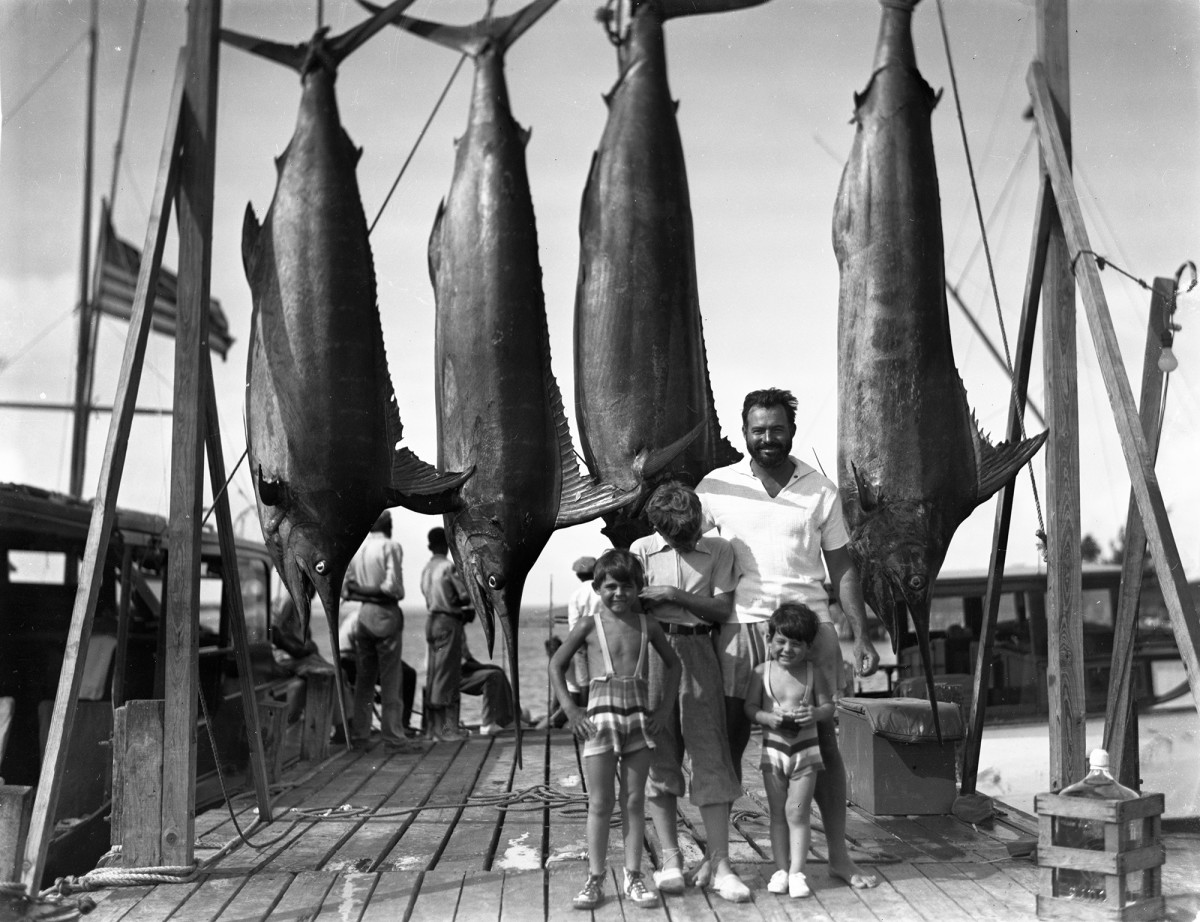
[312, 870, 376, 921]
[1030, 58, 1200, 734]
[320, 748, 427, 872]
[0, 785, 33, 881]
[19, 49, 188, 894]
[300, 671, 335, 764]
[546, 863, 588, 921]
[202, 348, 271, 821]
[809, 868, 880, 922]
[500, 869, 546, 921]
[869, 816, 965, 864]
[162, 0, 222, 867]
[268, 870, 337, 920]
[118, 880, 203, 922]
[450, 869, 504, 921]
[82, 887, 154, 922]
[410, 868, 464, 920]
[962, 174, 1053, 794]
[912, 862, 1013, 922]
[829, 864, 925, 922]
[494, 732, 548, 871]
[166, 873, 251, 922]
[738, 862, 832, 922]
[873, 862, 961, 921]
[437, 739, 515, 869]
[119, 699, 165, 868]
[1104, 278, 1171, 786]
[211, 872, 293, 922]
[951, 861, 1039, 908]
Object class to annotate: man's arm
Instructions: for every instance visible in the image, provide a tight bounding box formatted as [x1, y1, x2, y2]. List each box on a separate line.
[823, 545, 879, 677]
[640, 584, 733, 623]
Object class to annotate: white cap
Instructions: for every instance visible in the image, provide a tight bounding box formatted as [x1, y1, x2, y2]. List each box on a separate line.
[1088, 748, 1110, 770]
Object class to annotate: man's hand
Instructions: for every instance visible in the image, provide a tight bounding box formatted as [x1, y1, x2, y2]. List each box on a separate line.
[639, 585, 675, 605]
[853, 634, 880, 677]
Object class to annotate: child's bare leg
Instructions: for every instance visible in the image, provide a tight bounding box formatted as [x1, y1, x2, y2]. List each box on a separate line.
[786, 771, 818, 875]
[584, 750, 617, 877]
[618, 747, 652, 874]
[762, 769, 791, 873]
[647, 792, 683, 871]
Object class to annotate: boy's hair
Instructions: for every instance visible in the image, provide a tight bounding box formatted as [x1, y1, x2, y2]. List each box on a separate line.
[592, 548, 645, 592]
[644, 481, 702, 545]
[768, 602, 820, 644]
[741, 387, 798, 428]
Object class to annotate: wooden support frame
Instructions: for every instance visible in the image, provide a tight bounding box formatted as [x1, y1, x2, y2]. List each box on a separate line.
[20, 50, 188, 893]
[1103, 278, 1172, 788]
[1028, 59, 1200, 719]
[959, 176, 1053, 794]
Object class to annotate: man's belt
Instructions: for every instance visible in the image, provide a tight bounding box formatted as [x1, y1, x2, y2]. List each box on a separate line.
[662, 622, 714, 636]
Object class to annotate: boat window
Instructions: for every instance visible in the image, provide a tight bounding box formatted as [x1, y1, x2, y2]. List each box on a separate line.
[7, 550, 69, 584]
[1081, 588, 1113, 628]
[199, 575, 223, 648]
[239, 558, 270, 646]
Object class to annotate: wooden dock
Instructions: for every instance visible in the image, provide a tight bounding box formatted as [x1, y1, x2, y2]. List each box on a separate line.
[77, 730, 1200, 921]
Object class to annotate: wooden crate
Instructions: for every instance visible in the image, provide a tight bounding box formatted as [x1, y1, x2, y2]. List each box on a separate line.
[1035, 791, 1165, 921]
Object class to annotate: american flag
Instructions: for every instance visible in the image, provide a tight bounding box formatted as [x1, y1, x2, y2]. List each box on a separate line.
[95, 211, 234, 359]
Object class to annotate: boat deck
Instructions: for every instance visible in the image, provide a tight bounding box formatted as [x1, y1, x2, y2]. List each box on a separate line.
[81, 730, 1200, 921]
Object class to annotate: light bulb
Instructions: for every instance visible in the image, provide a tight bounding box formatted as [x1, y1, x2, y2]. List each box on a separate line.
[1158, 346, 1179, 373]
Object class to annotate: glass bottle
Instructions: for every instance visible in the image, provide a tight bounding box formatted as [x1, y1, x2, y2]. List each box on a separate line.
[1054, 748, 1139, 901]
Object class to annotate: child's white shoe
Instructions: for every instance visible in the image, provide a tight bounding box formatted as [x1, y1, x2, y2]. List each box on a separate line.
[767, 869, 789, 894]
[788, 871, 811, 898]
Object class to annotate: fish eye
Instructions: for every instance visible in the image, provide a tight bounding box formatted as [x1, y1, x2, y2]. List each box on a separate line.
[487, 574, 504, 590]
[908, 575, 925, 590]
[315, 560, 328, 575]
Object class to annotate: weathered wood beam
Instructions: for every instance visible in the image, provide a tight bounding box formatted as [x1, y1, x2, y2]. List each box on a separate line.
[162, 0, 221, 866]
[20, 50, 188, 893]
[1102, 281, 1169, 788]
[202, 348, 273, 821]
[1035, 0, 1086, 791]
[1029, 60, 1200, 720]
[960, 175, 1053, 794]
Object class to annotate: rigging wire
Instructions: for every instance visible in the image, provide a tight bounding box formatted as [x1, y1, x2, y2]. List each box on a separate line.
[1, 30, 88, 126]
[0, 307, 79, 377]
[953, 127, 1035, 288]
[107, 0, 149, 211]
[368, 54, 468, 236]
[934, 0, 1046, 550]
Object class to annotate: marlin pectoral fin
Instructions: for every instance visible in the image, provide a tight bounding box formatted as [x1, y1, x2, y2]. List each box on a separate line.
[241, 203, 261, 277]
[428, 200, 446, 283]
[633, 419, 707, 481]
[388, 447, 474, 504]
[972, 424, 1048, 504]
[221, 29, 309, 72]
[851, 463, 880, 512]
[361, 0, 559, 57]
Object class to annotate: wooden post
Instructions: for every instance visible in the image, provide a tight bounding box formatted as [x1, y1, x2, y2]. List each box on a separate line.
[20, 52, 187, 894]
[112, 546, 133, 707]
[0, 786, 33, 882]
[1103, 279, 1171, 788]
[161, 0, 221, 866]
[1035, 0, 1086, 792]
[112, 701, 166, 868]
[300, 671, 335, 763]
[960, 177, 1052, 794]
[1029, 61, 1200, 725]
[202, 349, 272, 821]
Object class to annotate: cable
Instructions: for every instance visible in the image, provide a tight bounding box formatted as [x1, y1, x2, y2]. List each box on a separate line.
[935, 0, 1046, 550]
[368, 55, 467, 236]
[1, 31, 88, 126]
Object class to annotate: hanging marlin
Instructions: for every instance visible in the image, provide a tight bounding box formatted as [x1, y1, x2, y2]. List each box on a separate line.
[365, 0, 637, 742]
[833, 0, 1046, 737]
[573, 0, 766, 548]
[225, 0, 472, 739]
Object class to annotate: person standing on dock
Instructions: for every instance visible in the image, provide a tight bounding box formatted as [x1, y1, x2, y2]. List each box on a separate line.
[696, 387, 881, 890]
[343, 511, 420, 755]
[420, 527, 472, 741]
[631, 482, 750, 903]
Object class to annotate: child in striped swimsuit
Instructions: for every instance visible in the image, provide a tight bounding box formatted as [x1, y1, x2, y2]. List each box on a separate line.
[550, 549, 680, 912]
[744, 603, 834, 898]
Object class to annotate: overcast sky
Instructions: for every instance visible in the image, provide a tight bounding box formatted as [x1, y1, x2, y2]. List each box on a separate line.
[2, 0, 1198, 612]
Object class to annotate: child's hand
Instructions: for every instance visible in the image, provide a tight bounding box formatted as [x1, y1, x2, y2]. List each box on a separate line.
[645, 707, 672, 739]
[758, 707, 785, 730]
[566, 710, 596, 741]
[787, 703, 815, 728]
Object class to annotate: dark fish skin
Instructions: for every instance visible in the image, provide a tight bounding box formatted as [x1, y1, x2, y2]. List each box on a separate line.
[833, 0, 1046, 736]
[228, 3, 470, 694]
[370, 0, 637, 748]
[574, 0, 753, 549]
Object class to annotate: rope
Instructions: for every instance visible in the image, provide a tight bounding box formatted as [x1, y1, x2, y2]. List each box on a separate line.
[43, 860, 200, 896]
[288, 782, 591, 821]
[935, 0, 1046, 554]
[368, 54, 467, 236]
[200, 448, 249, 527]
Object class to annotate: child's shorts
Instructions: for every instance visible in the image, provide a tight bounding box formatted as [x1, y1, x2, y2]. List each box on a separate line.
[760, 732, 824, 781]
[582, 674, 655, 758]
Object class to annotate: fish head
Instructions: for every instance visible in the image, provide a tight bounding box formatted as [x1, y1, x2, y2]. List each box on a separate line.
[846, 498, 947, 656]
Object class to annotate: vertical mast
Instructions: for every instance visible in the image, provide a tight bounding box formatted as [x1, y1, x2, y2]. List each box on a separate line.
[68, 0, 100, 500]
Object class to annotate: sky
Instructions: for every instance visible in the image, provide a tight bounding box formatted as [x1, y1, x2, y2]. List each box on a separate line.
[2, 0, 1199, 614]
